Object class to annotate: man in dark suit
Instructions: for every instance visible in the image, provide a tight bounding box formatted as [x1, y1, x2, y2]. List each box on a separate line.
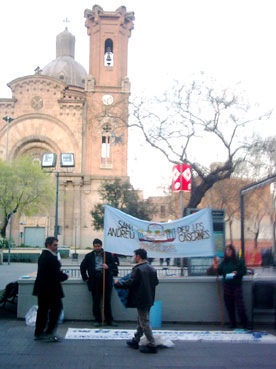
[80, 238, 116, 327]
[33, 236, 68, 342]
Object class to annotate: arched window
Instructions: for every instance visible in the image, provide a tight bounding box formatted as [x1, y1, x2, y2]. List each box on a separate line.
[104, 39, 114, 67]
[101, 123, 112, 162]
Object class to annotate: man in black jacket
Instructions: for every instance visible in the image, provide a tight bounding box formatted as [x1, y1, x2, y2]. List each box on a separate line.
[33, 236, 68, 342]
[80, 238, 115, 326]
[115, 248, 159, 353]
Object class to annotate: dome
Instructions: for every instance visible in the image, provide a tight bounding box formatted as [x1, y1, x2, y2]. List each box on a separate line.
[42, 28, 87, 87]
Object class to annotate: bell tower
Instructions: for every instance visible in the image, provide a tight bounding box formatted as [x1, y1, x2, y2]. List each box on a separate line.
[84, 5, 135, 177]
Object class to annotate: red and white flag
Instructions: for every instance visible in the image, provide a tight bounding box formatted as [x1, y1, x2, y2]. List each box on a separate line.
[172, 164, 192, 192]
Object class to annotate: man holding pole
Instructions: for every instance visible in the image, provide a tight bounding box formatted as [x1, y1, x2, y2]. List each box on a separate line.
[80, 238, 116, 327]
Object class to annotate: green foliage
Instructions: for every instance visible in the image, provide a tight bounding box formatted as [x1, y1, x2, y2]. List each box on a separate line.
[91, 178, 157, 230]
[0, 156, 55, 237]
[0, 238, 9, 249]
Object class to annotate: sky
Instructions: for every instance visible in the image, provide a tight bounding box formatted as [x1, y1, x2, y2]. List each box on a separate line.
[1, 0, 276, 197]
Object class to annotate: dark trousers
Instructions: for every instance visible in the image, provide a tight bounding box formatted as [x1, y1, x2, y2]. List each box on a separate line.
[134, 307, 155, 346]
[34, 295, 62, 337]
[223, 284, 248, 328]
[91, 273, 113, 323]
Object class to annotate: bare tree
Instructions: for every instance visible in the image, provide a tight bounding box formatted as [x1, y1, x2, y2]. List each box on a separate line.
[247, 136, 276, 253]
[129, 79, 270, 210]
[244, 187, 271, 249]
[200, 177, 245, 243]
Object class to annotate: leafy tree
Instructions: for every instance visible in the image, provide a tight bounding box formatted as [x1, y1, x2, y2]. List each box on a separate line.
[91, 178, 156, 230]
[129, 78, 270, 211]
[0, 156, 55, 237]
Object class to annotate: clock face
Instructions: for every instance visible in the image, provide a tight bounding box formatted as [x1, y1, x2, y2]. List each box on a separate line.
[102, 94, 114, 105]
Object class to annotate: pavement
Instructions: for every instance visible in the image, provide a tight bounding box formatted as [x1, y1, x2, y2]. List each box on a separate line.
[1, 261, 276, 368]
[1, 308, 276, 369]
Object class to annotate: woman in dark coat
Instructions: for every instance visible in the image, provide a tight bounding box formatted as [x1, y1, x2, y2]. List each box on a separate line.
[213, 244, 248, 329]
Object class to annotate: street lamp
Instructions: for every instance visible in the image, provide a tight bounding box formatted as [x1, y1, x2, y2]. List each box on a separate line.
[41, 153, 75, 239]
[3, 116, 14, 162]
[3, 116, 14, 265]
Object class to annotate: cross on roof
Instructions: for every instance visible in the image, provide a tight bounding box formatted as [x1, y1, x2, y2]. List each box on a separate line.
[63, 18, 70, 28]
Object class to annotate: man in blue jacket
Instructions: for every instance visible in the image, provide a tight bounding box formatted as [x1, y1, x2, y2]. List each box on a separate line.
[33, 236, 68, 342]
[115, 248, 159, 353]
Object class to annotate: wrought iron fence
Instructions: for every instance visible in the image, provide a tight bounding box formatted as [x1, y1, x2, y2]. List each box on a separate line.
[61, 266, 188, 279]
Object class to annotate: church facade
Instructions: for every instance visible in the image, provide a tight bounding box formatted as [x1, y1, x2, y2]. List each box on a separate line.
[0, 5, 135, 248]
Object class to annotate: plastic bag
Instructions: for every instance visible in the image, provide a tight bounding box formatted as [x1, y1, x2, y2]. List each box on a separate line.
[25, 305, 38, 326]
[140, 334, 175, 348]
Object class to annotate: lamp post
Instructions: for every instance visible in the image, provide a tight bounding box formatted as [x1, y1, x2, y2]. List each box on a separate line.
[3, 116, 14, 265]
[3, 116, 14, 162]
[41, 153, 75, 239]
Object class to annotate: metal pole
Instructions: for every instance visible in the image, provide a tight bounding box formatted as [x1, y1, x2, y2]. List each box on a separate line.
[3, 116, 14, 264]
[74, 218, 77, 255]
[54, 172, 59, 238]
[180, 163, 184, 276]
[6, 123, 9, 162]
[8, 215, 12, 265]
[3, 116, 13, 163]
[240, 191, 245, 259]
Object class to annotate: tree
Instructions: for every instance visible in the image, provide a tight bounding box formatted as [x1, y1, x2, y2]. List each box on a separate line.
[91, 178, 157, 230]
[200, 177, 246, 243]
[129, 78, 270, 210]
[244, 187, 271, 249]
[246, 136, 276, 253]
[0, 156, 55, 237]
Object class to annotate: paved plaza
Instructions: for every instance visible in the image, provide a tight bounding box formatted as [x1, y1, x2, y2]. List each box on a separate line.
[1, 310, 276, 369]
[1, 261, 276, 368]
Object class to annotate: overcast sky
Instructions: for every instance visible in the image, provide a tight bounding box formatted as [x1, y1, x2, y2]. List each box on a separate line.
[1, 0, 276, 196]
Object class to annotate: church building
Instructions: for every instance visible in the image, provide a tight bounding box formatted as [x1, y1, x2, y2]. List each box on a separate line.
[0, 5, 135, 248]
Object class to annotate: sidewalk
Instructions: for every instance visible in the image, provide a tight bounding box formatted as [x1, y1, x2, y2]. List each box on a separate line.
[1, 308, 276, 369]
[1, 262, 276, 368]
[0, 262, 37, 290]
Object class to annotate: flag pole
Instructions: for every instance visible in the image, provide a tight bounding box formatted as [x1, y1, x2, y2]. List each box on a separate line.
[216, 268, 224, 328]
[102, 251, 106, 327]
[180, 163, 184, 276]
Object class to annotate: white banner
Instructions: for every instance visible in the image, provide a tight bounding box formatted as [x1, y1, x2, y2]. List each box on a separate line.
[103, 205, 215, 258]
[65, 328, 276, 343]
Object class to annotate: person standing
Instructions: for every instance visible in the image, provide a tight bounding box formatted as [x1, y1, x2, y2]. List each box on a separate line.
[212, 244, 248, 329]
[114, 248, 159, 353]
[33, 236, 68, 342]
[80, 238, 116, 327]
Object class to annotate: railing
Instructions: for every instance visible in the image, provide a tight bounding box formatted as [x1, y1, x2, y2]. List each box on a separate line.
[61, 266, 188, 279]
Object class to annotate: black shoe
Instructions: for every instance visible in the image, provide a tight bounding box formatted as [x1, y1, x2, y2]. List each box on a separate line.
[34, 333, 50, 341]
[127, 339, 139, 349]
[139, 345, 157, 354]
[106, 321, 118, 327]
[34, 335, 43, 341]
[229, 323, 236, 329]
[35, 333, 60, 342]
[46, 335, 60, 343]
